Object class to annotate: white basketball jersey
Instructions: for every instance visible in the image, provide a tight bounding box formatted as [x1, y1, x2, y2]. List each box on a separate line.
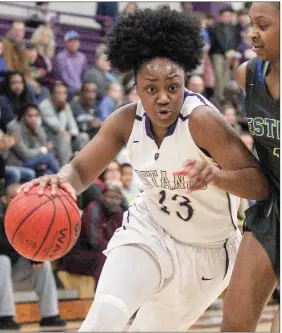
[126, 90, 238, 244]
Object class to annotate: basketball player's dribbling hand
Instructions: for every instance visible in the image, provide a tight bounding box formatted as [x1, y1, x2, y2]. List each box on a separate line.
[20, 175, 77, 201]
[173, 160, 219, 192]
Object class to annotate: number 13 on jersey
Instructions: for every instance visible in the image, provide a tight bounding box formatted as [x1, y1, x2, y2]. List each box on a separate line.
[159, 190, 194, 222]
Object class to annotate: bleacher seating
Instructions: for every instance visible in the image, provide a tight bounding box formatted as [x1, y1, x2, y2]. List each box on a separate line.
[0, 1, 108, 65]
[0, 4, 104, 322]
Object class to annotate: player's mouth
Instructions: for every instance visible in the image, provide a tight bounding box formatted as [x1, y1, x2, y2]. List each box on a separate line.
[157, 109, 172, 120]
[252, 44, 264, 52]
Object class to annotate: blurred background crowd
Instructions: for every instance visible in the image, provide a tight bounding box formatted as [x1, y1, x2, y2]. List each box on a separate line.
[0, 1, 277, 330]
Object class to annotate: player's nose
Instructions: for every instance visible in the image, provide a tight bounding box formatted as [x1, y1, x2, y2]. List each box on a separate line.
[157, 91, 170, 105]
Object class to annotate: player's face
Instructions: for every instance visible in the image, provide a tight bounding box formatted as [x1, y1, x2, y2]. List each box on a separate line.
[248, 2, 280, 62]
[136, 57, 185, 129]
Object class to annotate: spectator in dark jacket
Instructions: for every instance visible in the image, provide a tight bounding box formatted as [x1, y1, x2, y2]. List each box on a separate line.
[209, 7, 241, 103]
[95, 2, 118, 29]
[71, 82, 102, 138]
[0, 72, 35, 132]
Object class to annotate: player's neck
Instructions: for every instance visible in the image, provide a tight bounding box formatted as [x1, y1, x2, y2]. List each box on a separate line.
[269, 59, 280, 79]
[151, 125, 167, 148]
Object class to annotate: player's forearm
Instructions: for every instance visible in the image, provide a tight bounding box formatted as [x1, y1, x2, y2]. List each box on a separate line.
[58, 163, 89, 195]
[213, 167, 271, 200]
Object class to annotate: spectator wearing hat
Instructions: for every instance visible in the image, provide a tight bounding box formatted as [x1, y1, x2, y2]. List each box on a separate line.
[56, 31, 88, 98]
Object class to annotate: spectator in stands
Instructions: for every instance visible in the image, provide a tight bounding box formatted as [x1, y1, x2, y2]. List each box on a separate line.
[56, 31, 88, 98]
[31, 25, 55, 59]
[121, 71, 139, 105]
[25, 44, 50, 105]
[2, 21, 29, 76]
[209, 7, 241, 103]
[120, 163, 141, 204]
[96, 2, 118, 28]
[39, 83, 89, 166]
[71, 82, 102, 139]
[7, 104, 60, 176]
[237, 9, 250, 31]
[222, 104, 242, 135]
[30, 25, 58, 90]
[205, 13, 216, 36]
[188, 15, 215, 99]
[0, 130, 36, 186]
[97, 82, 122, 121]
[77, 160, 128, 213]
[237, 26, 256, 64]
[26, 2, 54, 29]
[180, 2, 193, 12]
[0, 183, 65, 330]
[0, 40, 8, 82]
[186, 75, 205, 94]
[0, 72, 35, 132]
[121, 2, 138, 17]
[83, 44, 117, 102]
[223, 79, 244, 116]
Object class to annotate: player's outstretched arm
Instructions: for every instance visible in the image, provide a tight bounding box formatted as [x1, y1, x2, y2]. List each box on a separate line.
[174, 105, 270, 200]
[21, 104, 136, 197]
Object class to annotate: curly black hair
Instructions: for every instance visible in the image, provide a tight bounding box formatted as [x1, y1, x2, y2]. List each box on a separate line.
[106, 6, 204, 74]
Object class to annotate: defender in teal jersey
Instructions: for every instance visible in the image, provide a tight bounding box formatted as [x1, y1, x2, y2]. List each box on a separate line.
[221, 2, 280, 332]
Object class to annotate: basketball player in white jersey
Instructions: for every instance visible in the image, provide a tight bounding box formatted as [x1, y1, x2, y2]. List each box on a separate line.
[22, 7, 271, 331]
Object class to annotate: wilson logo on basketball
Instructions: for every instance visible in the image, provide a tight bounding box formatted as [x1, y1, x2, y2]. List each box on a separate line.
[50, 228, 68, 258]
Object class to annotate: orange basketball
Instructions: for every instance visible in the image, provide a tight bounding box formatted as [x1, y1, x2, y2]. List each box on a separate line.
[4, 185, 81, 262]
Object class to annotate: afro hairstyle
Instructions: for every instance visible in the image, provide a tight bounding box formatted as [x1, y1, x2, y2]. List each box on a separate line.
[106, 6, 204, 74]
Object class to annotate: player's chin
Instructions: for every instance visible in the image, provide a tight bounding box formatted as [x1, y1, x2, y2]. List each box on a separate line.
[253, 48, 268, 60]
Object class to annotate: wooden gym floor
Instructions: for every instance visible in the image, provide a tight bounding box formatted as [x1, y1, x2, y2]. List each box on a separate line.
[20, 304, 278, 332]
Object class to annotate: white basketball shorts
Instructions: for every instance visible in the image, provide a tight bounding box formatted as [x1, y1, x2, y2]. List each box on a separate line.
[104, 196, 241, 331]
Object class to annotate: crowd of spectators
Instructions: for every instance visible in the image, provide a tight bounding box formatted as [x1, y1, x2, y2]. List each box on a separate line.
[0, 1, 267, 329]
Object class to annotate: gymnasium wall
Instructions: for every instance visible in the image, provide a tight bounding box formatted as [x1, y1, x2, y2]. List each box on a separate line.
[0, 1, 244, 29]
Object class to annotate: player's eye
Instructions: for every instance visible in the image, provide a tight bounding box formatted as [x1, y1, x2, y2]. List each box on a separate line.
[147, 86, 157, 94]
[168, 85, 179, 92]
[259, 24, 269, 30]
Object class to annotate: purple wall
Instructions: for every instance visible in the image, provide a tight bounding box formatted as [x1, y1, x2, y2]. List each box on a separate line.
[192, 2, 226, 16]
